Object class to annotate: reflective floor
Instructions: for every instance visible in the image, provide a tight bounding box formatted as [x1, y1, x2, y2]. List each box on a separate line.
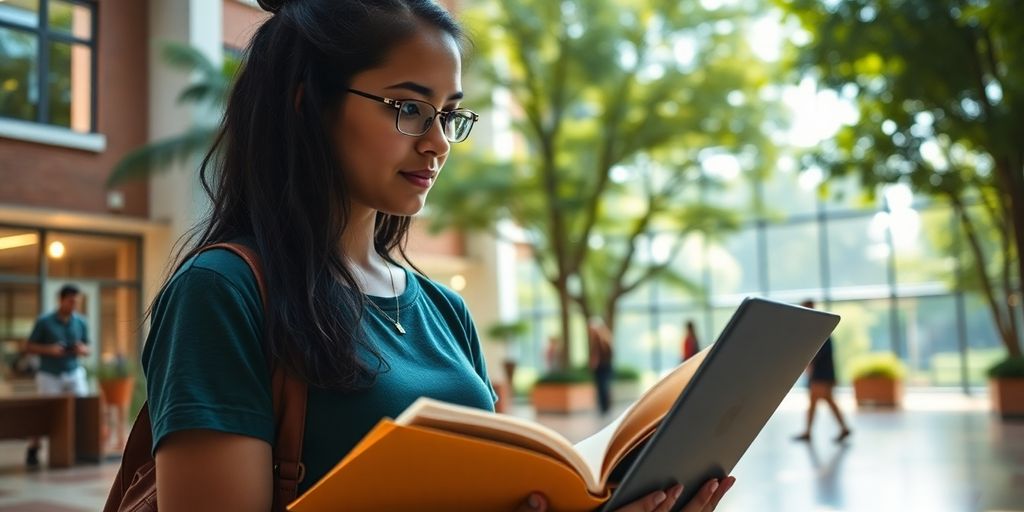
[0, 389, 1021, 511]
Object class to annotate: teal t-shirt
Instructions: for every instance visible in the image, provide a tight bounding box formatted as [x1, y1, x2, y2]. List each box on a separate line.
[29, 312, 88, 375]
[142, 248, 497, 495]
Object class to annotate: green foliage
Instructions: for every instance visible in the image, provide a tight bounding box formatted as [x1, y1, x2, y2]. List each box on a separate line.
[95, 355, 136, 381]
[850, 352, 906, 380]
[486, 320, 529, 344]
[613, 365, 640, 382]
[107, 42, 239, 186]
[535, 365, 639, 383]
[987, 357, 1024, 379]
[776, 0, 1023, 357]
[536, 366, 592, 384]
[431, 0, 780, 362]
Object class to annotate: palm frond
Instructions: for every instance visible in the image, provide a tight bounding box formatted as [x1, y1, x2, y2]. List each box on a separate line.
[177, 81, 229, 106]
[106, 128, 218, 187]
[160, 42, 219, 77]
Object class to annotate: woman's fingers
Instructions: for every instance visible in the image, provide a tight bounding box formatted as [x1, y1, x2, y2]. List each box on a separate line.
[677, 476, 736, 512]
[706, 476, 736, 510]
[652, 484, 684, 512]
[612, 484, 681, 512]
[513, 492, 548, 512]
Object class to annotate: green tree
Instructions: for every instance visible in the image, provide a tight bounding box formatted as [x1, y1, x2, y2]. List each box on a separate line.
[429, 0, 779, 369]
[106, 43, 238, 186]
[776, 0, 1023, 359]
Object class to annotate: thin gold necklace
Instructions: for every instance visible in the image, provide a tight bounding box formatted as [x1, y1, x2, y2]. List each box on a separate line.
[365, 262, 405, 335]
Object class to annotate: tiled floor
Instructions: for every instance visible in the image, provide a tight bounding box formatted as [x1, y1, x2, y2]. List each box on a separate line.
[0, 389, 1021, 511]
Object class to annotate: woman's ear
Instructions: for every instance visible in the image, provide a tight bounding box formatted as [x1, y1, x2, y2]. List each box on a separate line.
[294, 83, 304, 113]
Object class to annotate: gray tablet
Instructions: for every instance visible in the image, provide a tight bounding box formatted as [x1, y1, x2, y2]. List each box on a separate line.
[601, 297, 840, 511]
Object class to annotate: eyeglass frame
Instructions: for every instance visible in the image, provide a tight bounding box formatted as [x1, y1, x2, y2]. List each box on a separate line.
[345, 88, 480, 143]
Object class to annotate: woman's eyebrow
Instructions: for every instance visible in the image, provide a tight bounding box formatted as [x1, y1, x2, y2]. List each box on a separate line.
[384, 81, 464, 101]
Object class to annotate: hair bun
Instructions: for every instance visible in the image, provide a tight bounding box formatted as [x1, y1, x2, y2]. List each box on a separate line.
[256, 0, 287, 13]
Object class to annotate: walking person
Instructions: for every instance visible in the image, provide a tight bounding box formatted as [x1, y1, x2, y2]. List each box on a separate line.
[793, 299, 852, 443]
[681, 320, 699, 363]
[588, 317, 614, 416]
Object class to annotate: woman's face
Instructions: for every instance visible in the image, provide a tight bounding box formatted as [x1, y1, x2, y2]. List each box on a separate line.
[334, 24, 463, 217]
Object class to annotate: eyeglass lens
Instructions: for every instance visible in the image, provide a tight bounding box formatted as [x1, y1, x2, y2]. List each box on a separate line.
[397, 100, 475, 142]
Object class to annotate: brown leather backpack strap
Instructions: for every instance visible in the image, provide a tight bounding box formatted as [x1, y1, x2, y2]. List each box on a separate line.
[271, 365, 308, 508]
[206, 242, 308, 509]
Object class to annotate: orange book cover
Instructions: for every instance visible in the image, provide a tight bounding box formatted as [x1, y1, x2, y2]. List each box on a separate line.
[287, 349, 709, 512]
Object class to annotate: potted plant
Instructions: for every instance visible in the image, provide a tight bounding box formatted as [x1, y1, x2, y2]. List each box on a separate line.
[987, 356, 1024, 419]
[531, 366, 595, 414]
[97, 355, 136, 451]
[850, 352, 905, 407]
[97, 355, 135, 407]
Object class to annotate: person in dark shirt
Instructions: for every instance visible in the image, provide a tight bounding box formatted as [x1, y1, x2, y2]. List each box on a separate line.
[23, 284, 90, 467]
[794, 299, 852, 443]
[588, 317, 614, 415]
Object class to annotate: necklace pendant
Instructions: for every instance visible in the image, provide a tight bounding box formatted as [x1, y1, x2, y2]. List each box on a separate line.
[395, 321, 406, 335]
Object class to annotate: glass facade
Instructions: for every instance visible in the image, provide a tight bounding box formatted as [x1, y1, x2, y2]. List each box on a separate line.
[514, 170, 1021, 391]
[0, 226, 142, 381]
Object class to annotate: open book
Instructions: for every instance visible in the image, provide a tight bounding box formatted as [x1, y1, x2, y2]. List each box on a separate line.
[287, 349, 710, 512]
[286, 297, 840, 512]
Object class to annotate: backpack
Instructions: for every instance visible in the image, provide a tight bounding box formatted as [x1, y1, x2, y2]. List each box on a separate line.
[103, 242, 308, 511]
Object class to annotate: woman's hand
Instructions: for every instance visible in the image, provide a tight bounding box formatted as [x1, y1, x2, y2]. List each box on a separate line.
[515, 476, 736, 512]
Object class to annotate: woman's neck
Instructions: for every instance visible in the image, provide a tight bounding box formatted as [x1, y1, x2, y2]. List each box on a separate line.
[340, 206, 404, 296]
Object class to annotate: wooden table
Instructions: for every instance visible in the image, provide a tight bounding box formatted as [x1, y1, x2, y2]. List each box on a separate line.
[0, 394, 75, 467]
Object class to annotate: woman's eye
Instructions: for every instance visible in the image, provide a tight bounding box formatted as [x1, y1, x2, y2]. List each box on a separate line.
[400, 102, 423, 116]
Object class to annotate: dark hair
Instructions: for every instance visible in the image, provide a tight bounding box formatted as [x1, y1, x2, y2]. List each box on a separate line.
[59, 284, 80, 299]
[169, 0, 465, 391]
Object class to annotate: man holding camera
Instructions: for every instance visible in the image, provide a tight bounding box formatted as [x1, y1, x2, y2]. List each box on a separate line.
[22, 284, 90, 468]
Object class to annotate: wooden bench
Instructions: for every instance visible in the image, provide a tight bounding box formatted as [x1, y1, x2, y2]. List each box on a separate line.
[0, 393, 104, 467]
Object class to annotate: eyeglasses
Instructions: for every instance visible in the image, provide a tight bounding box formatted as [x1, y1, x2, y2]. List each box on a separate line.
[346, 88, 479, 143]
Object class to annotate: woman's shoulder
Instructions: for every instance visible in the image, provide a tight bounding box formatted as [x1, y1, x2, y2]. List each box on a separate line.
[176, 246, 259, 288]
[410, 271, 466, 311]
[162, 246, 263, 310]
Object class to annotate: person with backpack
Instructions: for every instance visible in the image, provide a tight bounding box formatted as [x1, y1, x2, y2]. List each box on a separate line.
[105, 1, 736, 511]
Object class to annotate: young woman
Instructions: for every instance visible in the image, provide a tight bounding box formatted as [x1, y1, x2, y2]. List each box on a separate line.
[143, 1, 735, 510]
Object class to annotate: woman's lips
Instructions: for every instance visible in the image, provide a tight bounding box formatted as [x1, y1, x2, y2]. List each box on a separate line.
[399, 170, 435, 189]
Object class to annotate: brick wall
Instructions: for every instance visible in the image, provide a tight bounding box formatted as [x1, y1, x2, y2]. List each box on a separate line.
[0, 1, 149, 217]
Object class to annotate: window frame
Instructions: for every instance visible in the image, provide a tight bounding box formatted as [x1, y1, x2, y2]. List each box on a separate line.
[0, 0, 99, 133]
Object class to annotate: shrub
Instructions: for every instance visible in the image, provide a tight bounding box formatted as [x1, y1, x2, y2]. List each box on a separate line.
[850, 352, 906, 380]
[987, 357, 1024, 379]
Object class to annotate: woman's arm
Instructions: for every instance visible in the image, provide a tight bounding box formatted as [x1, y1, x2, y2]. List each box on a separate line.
[156, 429, 273, 512]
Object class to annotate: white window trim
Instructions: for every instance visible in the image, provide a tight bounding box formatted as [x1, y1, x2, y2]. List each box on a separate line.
[0, 117, 106, 153]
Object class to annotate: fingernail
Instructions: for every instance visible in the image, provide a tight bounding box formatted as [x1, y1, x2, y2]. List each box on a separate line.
[673, 485, 684, 500]
[652, 491, 667, 506]
[528, 494, 542, 509]
[709, 481, 720, 494]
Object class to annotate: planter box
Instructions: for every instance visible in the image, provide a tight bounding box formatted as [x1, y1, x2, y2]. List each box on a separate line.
[989, 378, 1024, 419]
[531, 383, 595, 414]
[853, 377, 901, 407]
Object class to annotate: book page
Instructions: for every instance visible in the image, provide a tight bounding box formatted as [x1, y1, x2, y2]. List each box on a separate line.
[599, 348, 710, 480]
[572, 403, 634, 485]
[396, 398, 604, 493]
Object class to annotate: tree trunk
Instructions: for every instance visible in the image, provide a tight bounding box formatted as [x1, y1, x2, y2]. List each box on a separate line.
[1003, 160, 1024, 358]
[556, 277, 573, 370]
[952, 195, 1021, 358]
